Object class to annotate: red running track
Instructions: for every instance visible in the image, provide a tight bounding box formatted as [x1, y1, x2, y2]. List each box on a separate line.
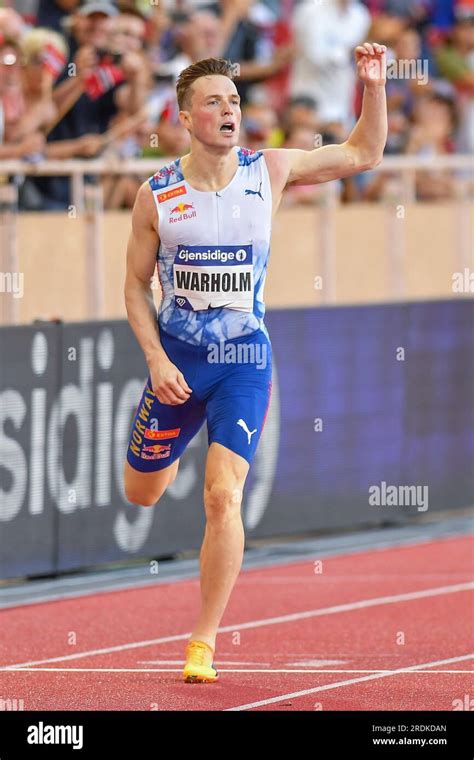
[0, 535, 472, 711]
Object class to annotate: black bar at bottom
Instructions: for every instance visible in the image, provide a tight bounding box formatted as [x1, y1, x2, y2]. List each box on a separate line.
[0, 710, 472, 757]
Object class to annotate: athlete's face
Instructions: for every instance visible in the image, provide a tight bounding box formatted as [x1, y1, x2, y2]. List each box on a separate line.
[182, 75, 241, 148]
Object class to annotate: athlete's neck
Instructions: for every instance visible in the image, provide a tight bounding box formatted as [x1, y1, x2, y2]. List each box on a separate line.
[180, 147, 239, 193]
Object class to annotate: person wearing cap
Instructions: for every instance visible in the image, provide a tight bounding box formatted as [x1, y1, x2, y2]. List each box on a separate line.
[36, 1, 113, 36]
[64, 2, 119, 59]
[28, 2, 149, 209]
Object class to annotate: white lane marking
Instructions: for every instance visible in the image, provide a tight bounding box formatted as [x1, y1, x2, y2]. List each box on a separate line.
[286, 660, 346, 667]
[225, 653, 474, 711]
[1, 581, 472, 670]
[2, 666, 473, 674]
[136, 660, 270, 666]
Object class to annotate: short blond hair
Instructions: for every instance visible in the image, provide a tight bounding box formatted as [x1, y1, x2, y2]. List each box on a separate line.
[21, 27, 68, 65]
[176, 57, 235, 111]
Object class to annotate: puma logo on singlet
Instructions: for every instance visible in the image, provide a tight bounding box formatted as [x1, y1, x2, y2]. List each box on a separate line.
[237, 418, 257, 444]
[244, 181, 264, 201]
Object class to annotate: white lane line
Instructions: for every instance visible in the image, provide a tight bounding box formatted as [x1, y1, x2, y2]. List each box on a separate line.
[286, 660, 346, 667]
[137, 660, 269, 666]
[225, 653, 474, 711]
[1, 581, 472, 670]
[2, 667, 473, 674]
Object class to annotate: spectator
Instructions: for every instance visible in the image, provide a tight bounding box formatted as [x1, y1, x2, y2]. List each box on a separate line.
[155, 10, 227, 77]
[384, 27, 427, 154]
[366, 10, 407, 51]
[152, 4, 292, 108]
[241, 100, 279, 150]
[0, 8, 27, 44]
[377, 0, 430, 26]
[4, 0, 472, 209]
[12, 28, 69, 139]
[219, 0, 294, 106]
[435, 4, 474, 152]
[154, 108, 190, 157]
[108, 7, 148, 55]
[405, 92, 459, 199]
[290, 0, 371, 131]
[28, 3, 150, 209]
[65, 2, 118, 56]
[36, 0, 81, 34]
[0, 36, 46, 159]
[284, 95, 320, 134]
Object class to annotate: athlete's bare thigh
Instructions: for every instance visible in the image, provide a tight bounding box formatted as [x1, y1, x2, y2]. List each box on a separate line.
[124, 457, 180, 507]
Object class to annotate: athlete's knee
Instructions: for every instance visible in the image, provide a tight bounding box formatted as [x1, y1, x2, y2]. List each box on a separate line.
[125, 486, 162, 508]
[123, 471, 164, 507]
[124, 461, 178, 507]
[204, 482, 242, 524]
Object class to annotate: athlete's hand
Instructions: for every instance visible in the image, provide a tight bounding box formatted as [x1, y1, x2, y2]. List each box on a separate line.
[149, 357, 192, 405]
[355, 42, 387, 88]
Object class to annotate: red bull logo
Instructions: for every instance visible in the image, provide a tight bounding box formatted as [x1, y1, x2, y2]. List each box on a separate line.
[141, 443, 172, 460]
[169, 202, 197, 223]
[170, 202, 194, 214]
[142, 444, 171, 454]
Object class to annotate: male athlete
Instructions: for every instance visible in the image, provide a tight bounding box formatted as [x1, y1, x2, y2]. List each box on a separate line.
[124, 43, 387, 683]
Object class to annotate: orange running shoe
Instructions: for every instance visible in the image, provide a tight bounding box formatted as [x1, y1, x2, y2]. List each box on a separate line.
[183, 640, 218, 683]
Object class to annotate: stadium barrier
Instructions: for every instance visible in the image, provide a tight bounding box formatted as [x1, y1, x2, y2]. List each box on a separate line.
[0, 154, 473, 325]
[1, 300, 473, 580]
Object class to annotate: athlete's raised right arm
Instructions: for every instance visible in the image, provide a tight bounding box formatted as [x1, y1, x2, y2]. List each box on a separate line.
[124, 181, 192, 405]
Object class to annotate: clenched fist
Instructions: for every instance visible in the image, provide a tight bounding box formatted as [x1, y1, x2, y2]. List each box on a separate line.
[355, 42, 387, 87]
[148, 355, 192, 406]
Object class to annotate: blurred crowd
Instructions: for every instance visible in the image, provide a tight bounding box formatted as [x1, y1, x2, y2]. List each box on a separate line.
[0, 0, 473, 209]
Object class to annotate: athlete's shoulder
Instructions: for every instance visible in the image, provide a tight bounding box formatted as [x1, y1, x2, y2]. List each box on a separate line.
[237, 146, 264, 166]
[261, 148, 293, 188]
[148, 158, 185, 192]
[132, 180, 160, 233]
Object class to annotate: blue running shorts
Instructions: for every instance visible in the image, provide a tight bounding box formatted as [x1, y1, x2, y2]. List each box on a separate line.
[127, 327, 273, 472]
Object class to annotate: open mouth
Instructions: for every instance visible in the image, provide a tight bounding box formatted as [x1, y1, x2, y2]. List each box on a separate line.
[220, 123, 235, 133]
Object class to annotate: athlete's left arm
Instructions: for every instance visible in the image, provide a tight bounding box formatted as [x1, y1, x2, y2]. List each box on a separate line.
[267, 42, 388, 187]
